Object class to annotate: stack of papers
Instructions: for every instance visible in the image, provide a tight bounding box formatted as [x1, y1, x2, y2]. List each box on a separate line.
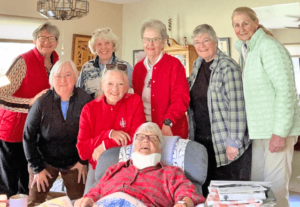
[207, 181, 276, 207]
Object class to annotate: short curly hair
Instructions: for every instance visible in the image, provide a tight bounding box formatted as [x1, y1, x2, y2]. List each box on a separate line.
[32, 22, 60, 41]
[140, 19, 168, 42]
[88, 28, 119, 55]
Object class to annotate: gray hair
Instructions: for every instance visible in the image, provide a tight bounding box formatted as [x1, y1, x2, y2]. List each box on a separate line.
[32, 22, 60, 41]
[192, 24, 218, 43]
[49, 60, 78, 87]
[140, 19, 168, 42]
[132, 122, 164, 149]
[89, 28, 119, 55]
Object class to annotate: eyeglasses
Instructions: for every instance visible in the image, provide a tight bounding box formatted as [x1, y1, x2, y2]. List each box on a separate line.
[93, 28, 110, 35]
[38, 36, 57, 43]
[54, 73, 73, 80]
[135, 134, 159, 142]
[193, 39, 212, 46]
[105, 62, 127, 72]
[142, 37, 161, 44]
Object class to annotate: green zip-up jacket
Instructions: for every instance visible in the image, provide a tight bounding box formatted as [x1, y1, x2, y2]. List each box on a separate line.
[235, 28, 300, 139]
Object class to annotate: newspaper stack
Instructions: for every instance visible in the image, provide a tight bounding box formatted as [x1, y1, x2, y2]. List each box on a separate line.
[207, 181, 276, 207]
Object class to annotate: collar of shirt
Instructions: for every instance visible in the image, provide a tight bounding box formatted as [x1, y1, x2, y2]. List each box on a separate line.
[143, 52, 164, 72]
[93, 52, 117, 69]
[126, 159, 164, 171]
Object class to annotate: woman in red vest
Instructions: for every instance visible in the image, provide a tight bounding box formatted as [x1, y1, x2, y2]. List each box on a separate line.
[0, 22, 59, 197]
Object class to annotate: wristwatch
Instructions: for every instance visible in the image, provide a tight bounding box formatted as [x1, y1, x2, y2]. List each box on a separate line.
[163, 119, 173, 127]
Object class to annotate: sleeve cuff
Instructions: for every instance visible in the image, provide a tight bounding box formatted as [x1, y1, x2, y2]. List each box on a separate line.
[102, 141, 106, 151]
[226, 137, 242, 148]
[109, 130, 113, 139]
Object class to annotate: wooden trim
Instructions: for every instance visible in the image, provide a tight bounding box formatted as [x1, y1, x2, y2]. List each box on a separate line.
[0, 14, 46, 21]
[0, 39, 33, 43]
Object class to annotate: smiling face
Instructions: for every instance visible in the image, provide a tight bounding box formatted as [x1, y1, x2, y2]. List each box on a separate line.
[33, 30, 58, 56]
[102, 70, 128, 105]
[95, 38, 114, 64]
[134, 131, 161, 155]
[232, 12, 259, 41]
[193, 33, 218, 62]
[53, 63, 76, 98]
[142, 28, 165, 64]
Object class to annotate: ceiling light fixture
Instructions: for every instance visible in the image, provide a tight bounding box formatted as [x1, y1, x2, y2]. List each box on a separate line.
[37, 0, 89, 20]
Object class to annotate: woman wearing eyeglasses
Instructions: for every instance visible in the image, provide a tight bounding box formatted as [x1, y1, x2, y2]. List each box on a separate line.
[23, 60, 92, 206]
[132, 19, 189, 138]
[76, 63, 145, 193]
[188, 24, 251, 197]
[0, 22, 59, 197]
[77, 28, 133, 99]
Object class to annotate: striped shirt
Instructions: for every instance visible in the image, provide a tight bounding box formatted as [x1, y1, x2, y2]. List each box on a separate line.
[84, 160, 205, 206]
[188, 49, 251, 167]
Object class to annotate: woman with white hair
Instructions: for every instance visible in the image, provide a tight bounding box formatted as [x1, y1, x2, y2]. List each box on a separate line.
[23, 60, 92, 206]
[75, 122, 205, 207]
[76, 63, 145, 193]
[188, 24, 251, 197]
[77, 28, 133, 99]
[133, 19, 189, 138]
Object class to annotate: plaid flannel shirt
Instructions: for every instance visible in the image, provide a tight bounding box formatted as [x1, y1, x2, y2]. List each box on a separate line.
[188, 49, 251, 167]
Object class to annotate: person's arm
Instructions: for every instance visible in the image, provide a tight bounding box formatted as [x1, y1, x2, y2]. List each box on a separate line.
[169, 167, 205, 205]
[76, 104, 112, 161]
[0, 57, 30, 112]
[163, 60, 190, 125]
[261, 42, 297, 138]
[76, 65, 85, 89]
[224, 65, 247, 148]
[126, 62, 133, 88]
[0, 57, 48, 113]
[103, 96, 146, 150]
[23, 98, 45, 173]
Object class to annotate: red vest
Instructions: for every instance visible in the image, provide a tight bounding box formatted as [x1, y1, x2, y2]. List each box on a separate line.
[0, 48, 59, 142]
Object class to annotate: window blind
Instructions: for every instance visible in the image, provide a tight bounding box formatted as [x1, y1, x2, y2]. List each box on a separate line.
[0, 14, 46, 41]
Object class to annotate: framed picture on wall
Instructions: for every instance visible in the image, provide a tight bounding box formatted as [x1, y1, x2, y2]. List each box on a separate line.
[133, 49, 145, 66]
[72, 34, 95, 71]
[218, 38, 230, 57]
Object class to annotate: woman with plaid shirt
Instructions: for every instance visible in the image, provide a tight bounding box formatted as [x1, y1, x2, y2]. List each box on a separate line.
[188, 24, 251, 197]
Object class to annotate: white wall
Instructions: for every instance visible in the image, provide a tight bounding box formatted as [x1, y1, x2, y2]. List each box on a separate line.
[0, 0, 123, 60]
[122, 0, 300, 64]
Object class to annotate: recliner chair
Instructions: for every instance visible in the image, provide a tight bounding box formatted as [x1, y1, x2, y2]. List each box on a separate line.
[94, 136, 208, 196]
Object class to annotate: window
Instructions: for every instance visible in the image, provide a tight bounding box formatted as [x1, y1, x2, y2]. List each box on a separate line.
[0, 14, 45, 74]
[0, 41, 34, 74]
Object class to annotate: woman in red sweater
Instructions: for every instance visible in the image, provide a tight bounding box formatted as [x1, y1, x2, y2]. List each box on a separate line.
[132, 19, 190, 138]
[77, 63, 145, 193]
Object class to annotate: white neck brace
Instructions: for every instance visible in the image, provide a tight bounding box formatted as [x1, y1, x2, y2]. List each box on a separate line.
[131, 152, 161, 169]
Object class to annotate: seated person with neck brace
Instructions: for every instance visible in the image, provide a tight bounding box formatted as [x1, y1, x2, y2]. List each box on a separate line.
[75, 122, 205, 207]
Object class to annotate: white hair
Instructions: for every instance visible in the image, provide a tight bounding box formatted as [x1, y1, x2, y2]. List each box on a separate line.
[192, 24, 218, 43]
[89, 27, 119, 55]
[49, 59, 78, 87]
[132, 122, 164, 149]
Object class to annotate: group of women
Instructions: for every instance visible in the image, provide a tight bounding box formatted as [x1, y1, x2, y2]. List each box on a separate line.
[0, 6, 299, 207]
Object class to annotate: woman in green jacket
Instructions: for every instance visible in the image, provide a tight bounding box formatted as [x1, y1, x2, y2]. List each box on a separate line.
[232, 7, 300, 207]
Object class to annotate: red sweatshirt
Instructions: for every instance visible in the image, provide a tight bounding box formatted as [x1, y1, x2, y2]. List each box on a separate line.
[76, 93, 145, 169]
[133, 53, 190, 138]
